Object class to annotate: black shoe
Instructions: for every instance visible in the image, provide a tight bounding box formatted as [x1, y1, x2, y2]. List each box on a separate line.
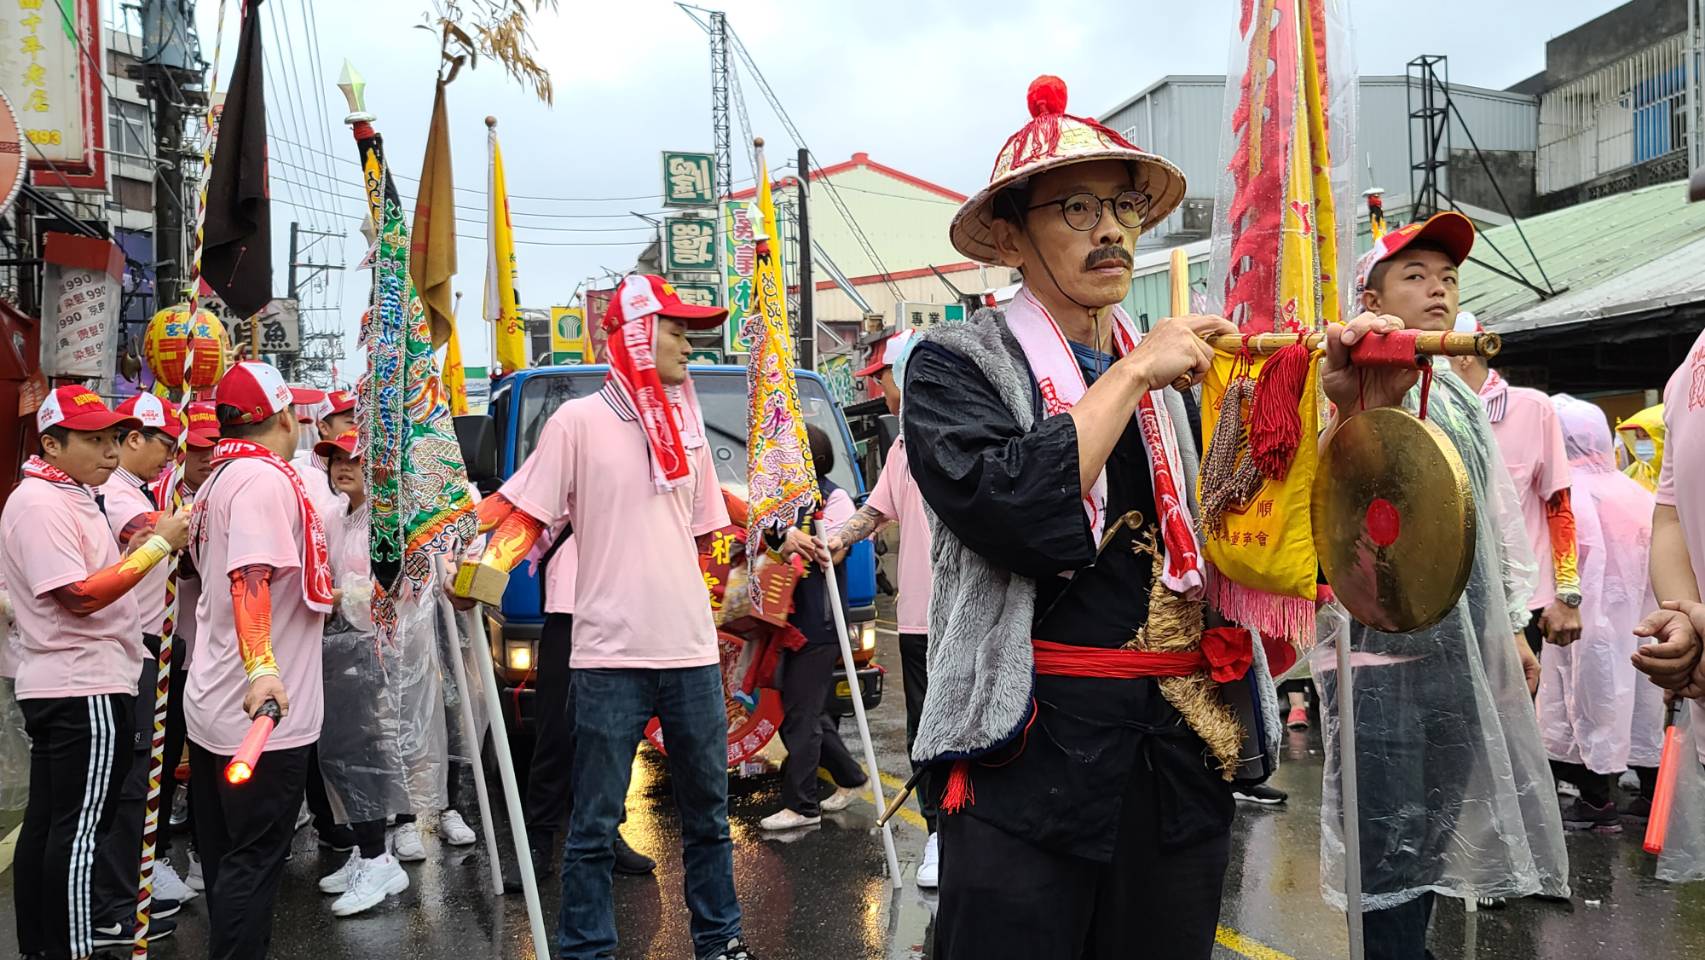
[317, 824, 357, 852]
[148, 896, 181, 920]
[703, 936, 758, 960]
[1476, 897, 1508, 910]
[91, 914, 176, 947]
[613, 834, 656, 875]
[1232, 784, 1288, 806]
[1562, 797, 1622, 833]
[1622, 795, 1653, 820]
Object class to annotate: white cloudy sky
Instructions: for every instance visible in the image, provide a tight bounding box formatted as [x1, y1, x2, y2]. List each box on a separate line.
[191, 0, 1625, 372]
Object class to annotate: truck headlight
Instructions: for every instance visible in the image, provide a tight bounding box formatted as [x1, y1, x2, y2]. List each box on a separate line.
[506, 642, 533, 672]
[859, 622, 876, 652]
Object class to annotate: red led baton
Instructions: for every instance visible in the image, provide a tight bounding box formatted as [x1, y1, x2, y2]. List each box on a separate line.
[225, 699, 282, 785]
[1645, 700, 1683, 855]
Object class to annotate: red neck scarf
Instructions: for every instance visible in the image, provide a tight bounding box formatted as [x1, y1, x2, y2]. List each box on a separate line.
[22, 455, 83, 489]
[603, 309, 706, 493]
[198, 439, 335, 613]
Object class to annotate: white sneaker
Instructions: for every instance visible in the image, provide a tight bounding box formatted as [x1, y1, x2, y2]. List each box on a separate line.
[916, 833, 940, 889]
[151, 859, 197, 903]
[185, 849, 205, 892]
[331, 853, 409, 917]
[392, 821, 426, 861]
[439, 809, 476, 846]
[820, 784, 863, 813]
[759, 808, 821, 831]
[319, 852, 362, 894]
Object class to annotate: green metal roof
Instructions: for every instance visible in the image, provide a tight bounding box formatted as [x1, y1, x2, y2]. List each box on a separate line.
[1460, 181, 1705, 334]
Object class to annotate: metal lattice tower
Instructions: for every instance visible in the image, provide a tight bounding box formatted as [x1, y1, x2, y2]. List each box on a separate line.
[1406, 55, 1452, 221]
[710, 11, 732, 201]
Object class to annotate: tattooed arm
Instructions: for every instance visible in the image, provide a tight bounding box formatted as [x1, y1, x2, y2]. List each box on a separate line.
[825, 505, 893, 561]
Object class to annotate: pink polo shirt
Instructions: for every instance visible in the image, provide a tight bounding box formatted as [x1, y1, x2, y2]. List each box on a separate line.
[186, 458, 326, 754]
[501, 392, 729, 669]
[1656, 330, 1705, 765]
[0, 477, 143, 700]
[290, 449, 344, 523]
[1490, 385, 1572, 610]
[865, 438, 933, 635]
[544, 537, 577, 616]
[100, 469, 171, 637]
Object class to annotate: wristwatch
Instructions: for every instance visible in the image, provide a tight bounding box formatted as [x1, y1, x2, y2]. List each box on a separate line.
[1557, 590, 1582, 609]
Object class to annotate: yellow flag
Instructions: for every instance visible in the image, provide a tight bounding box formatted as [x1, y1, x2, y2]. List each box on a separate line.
[410, 82, 457, 349]
[443, 317, 469, 416]
[485, 123, 528, 373]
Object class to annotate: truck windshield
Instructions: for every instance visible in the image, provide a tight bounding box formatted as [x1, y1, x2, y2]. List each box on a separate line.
[515, 370, 860, 496]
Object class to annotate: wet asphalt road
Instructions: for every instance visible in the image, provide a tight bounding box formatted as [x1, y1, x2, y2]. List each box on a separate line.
[5, 609, 1705, 960]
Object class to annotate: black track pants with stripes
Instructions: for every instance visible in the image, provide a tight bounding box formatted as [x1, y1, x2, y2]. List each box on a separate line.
[14, 693, 133, 960]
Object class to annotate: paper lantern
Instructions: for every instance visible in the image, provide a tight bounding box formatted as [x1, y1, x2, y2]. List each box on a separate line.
[145, 305, 230, 392]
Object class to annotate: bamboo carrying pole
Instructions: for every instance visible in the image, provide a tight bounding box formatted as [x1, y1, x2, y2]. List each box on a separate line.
[1203, 329, 1500, 358]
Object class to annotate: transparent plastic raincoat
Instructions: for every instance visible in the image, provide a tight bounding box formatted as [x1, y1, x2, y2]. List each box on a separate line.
[1313, 361, 1570, 910]
[316, 502, 450, 824]
[1537, 396, 1652, 774]
[1657, 703, 1705, 883]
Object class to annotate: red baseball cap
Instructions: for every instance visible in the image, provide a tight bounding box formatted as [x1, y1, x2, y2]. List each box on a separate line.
[1354, 211, 1476, 298]
[214, 362, 319, 425]
[856, 329, 917, 378]
[320, 389, 356, 419]
[37, 385, 142, 434]
[600, 274, 728, 332]
[313, 428, 360, 460]
[116, 394, 184, 440]
[184, 401, 220, 449]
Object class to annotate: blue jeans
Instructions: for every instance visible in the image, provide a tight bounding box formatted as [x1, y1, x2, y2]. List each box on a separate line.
[556, 665, 741, 960]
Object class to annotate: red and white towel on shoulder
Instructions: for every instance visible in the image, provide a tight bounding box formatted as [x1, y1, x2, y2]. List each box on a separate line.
[1004, 286, 1205, 597]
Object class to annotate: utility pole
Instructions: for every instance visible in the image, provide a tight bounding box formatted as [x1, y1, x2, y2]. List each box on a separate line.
[287, 221, 346, 385]
[796, 146, 813, 369]
[139, 0, 207, 313]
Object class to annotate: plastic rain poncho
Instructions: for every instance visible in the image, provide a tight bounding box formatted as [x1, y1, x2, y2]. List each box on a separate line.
[1537, 396, 1652, 774]
[317, 502, 450, 824]
[1657, 704, 1705, 883]
[1313, 361, 1570, 911]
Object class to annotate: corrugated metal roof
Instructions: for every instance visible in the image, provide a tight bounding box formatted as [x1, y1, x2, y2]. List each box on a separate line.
[1459, 181, 1705, 334]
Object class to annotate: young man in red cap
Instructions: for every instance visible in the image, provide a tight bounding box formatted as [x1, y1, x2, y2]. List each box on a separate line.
[1314, 212, 1567, 959]
[291, 388, 354, 520]
[186, 361, 334, 959]
[88, 394, 202, 938]
[829, 328, 942, 886]
[3, 385, 190, 960]
[453, 274, 753, 960]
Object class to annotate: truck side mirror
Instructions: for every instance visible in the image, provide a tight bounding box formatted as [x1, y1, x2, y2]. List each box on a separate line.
[456, 415, 497, 489]
[876, 414, 900, 459]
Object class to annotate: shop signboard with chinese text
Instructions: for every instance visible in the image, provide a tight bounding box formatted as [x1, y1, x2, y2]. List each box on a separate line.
[720, 200, 758, 355]
[893, 300, 965, 330]
[550, 306, 585, 364]
[1, 0, 103, 183]
[662, 151, 716, 208]
[228, 298, 302, 357]
[583, 287, 613, 364]
[664, 216, 717, 274]
[40, 232, 122, 384]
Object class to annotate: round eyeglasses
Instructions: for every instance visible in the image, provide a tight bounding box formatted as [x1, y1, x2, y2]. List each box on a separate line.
[1027, 190, 1152, 232]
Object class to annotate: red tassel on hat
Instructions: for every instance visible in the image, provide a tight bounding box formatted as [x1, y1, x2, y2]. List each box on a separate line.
[1249, 339, 1311, 479]
[939, 759, 974, 814]
[1027, 75, 1068, 117]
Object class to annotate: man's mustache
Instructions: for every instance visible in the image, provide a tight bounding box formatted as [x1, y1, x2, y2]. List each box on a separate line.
[1085, 246, 1133, 271]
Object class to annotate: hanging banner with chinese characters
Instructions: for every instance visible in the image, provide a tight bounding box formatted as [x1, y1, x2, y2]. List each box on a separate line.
[720, 199, 757, 355]
[227, 298, 302, 357]
[40, 232, 123, 382]
[662, 151, 715, 207]
[1, 0, 98, 174]
[583, 286, 613, 363]
[0, 89, 24, 218]
[664, 215, 717, 273]
[672, 281, 722, 310]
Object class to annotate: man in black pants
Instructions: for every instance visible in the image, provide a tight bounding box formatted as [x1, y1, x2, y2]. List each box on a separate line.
[186, 362, 332, 958]
[521, 529, 656, 879]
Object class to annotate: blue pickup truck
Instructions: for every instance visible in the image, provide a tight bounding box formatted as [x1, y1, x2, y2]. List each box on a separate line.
[457, 364, 882, 746]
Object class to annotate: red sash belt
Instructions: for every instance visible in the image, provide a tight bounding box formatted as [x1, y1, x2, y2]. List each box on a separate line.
[1031, 628, 1258, 684]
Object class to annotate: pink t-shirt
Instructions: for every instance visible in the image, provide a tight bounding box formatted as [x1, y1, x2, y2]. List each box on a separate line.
[100, 469, 171, 637]
[864, 438, 934, 634]
[502, 393, 729, 669]
[1490, 386, 1572, 610]
[290, 449, 344, 523]
[1656, 332, 1705, 765]
[0, 477, 143, 700]
[186, 458, 326, 754]
[544, 537, 577, 615]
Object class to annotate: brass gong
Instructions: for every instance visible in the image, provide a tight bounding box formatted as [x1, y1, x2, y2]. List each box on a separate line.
[1312, 407, 1477, 633]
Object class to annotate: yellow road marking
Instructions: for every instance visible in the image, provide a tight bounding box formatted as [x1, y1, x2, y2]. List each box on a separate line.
[816, 768, 929, 834]
[1216, 925, 1297, 960]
